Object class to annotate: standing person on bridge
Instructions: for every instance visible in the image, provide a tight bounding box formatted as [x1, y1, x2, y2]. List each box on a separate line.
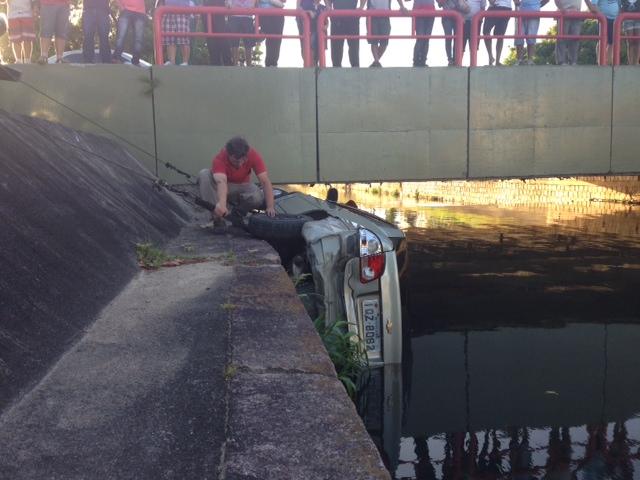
[327, 0, 362, 66]
[36, 0, 70, 64]
[483, 0, 512, 65]
[554, 0, 582, 65]
[197, 136, 276, 227]
[408, 0, 435, 67]
[112, 0, 147, 65]
[513, 0, 549, 64]
[366, 0, 406, 67]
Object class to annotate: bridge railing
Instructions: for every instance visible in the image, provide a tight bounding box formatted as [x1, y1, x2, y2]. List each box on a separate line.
[153, 6, 313, 66]
[316, 9, 465, 67]
[469, 10, 609, 66]
[612, 12, 640, 65]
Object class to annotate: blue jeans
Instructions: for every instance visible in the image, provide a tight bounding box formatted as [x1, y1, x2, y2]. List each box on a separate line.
[114, 10, 146, 64]
[442, 16, 456, 64]
[413, 16, 434, 66]
[83, 7, 111, 63]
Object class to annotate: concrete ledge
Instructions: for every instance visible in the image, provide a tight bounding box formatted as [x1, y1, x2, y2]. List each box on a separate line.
[227, 372, 390, 480]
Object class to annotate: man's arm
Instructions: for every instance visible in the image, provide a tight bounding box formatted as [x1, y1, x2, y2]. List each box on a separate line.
[213, 173, 229, 218]
[584, 0, 598, 12]
[257, 172, 276, 217]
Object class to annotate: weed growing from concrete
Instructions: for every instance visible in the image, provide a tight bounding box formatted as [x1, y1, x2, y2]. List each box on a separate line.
[313, 317, 368, 398]
[135, 243, 171, 269]
[221, 303, 237, 311]
[224, 364, 237, 380]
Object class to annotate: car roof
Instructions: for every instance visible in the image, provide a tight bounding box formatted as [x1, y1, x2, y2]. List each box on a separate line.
[47, 50, 152, 67]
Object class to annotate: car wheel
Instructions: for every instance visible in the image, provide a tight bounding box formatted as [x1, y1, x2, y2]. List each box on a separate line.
[246, 213, 313, 241]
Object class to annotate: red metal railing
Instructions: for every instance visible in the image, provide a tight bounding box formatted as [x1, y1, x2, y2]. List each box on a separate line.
[153, 6, 312, 66]
[316, 9, 465, 67]
[470, 10, 608, 66]
[612, 12, 640, 65]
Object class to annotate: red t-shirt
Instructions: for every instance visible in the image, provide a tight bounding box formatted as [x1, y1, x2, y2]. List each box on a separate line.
[211, 147, 267, 184]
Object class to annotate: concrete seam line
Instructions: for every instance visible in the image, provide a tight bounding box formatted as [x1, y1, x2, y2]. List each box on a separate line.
[217, 292, 234, 480]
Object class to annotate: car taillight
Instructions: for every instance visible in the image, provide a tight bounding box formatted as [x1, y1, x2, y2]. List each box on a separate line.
[360, 228, 385, 283]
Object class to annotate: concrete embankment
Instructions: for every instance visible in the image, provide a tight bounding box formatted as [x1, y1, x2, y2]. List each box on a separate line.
[0, 111, 389, 479]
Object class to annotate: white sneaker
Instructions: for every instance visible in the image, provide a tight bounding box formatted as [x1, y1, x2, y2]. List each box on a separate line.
[164, 60, 172, 65]
[179, 62, 188, 66]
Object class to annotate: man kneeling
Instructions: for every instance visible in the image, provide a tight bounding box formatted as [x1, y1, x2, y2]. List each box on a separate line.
[198, 136, 276, 228]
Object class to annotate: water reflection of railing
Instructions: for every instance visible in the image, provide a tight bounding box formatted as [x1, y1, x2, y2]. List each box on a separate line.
[395, 424, 640, 480]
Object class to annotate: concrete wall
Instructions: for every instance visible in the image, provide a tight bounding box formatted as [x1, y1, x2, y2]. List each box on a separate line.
[1, 64, 639, 183]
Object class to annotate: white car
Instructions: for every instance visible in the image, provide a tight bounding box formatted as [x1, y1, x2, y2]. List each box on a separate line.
[48, 50, 152, 67]
[247, 189, 407, 365]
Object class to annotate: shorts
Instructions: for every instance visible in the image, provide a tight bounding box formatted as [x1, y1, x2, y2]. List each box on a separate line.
[228, 15, 255, 48]
[8, 16, 36, 41]
[162, 13, 191, 45]
[40, 4, 70, 39]
[623, 19, 640, 35]
[368, 16, 390, 46]
[482, 6, 511, 36]
[514, 17, 540, 46]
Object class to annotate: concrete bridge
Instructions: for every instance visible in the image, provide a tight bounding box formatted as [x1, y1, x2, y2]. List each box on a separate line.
[1, 64, 638, 184]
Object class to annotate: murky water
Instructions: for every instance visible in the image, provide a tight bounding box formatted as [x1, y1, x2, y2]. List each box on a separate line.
[350, 197, 640, 480]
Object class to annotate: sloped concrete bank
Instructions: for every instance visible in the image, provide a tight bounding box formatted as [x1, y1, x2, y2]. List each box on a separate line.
[0, 111, 389, 479]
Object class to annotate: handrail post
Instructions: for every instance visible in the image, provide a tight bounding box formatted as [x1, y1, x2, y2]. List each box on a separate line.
[454, 12, 464, 65]
[318, 11, 328, 67]
[597, 13, 608, 66]
[470, 11, 481, 66]
[154, 6, 165, 65]
[301, 12, 312, 67]
[613, 14, 622, 65]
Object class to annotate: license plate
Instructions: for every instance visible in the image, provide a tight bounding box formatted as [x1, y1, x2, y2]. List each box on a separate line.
[361, 298, 381, 356]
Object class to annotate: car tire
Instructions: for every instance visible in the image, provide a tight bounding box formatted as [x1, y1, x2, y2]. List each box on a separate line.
[247, 213, 312, 241]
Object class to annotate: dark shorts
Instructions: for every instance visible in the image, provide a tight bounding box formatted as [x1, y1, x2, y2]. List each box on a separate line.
[228, 15, 255, 48]
[482, 6, 511, 36]
[368, 16, 390, 46]
[40, 4, 69, 39]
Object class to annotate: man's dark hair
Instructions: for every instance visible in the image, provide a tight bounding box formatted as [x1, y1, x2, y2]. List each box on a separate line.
[226, 136, 250, 158]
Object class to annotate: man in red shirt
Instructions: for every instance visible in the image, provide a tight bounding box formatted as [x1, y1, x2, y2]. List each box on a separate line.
[198, 136, 276, 225]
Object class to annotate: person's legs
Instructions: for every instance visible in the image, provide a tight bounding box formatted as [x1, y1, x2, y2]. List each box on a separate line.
[330, 18, 345, 66]
[197, 169, 219, 207]
[261, 15, 284, 66]
[442, 16, 455, 64]
[167, 44, 177, 63]
[493, 15, 509, 65]
[227, 182, 265, 211]
[483, 17, 495, 65]
[97, 7, 111, 62]
[39, 4, 57, 62]
[131, 13, 146, 65]
[413, 17, 427, 66]
[345, 17, 360, 66]
[566, 19, 581, 65]
[53, 4, 69, 61]
[82, 8, 98, 63]
[113, 11, 131, 59]
[555, 19, 567, 64]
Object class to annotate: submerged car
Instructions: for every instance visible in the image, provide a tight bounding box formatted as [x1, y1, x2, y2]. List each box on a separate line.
[247, 188, 407, 365]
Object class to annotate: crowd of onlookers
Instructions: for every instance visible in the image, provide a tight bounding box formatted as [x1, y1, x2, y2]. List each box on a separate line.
[0, 0, 638, 66]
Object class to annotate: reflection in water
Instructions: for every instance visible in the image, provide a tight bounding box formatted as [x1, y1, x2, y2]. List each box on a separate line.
[345, 195, 640, 480]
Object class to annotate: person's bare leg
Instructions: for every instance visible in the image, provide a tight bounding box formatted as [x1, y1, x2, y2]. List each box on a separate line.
[167, 44, 177, 64]
[371, 44, 380, 62]
[24, 40, 33, 63]
[54, 36, 65, 61]
[378, 44, 387, 61]
[180, 44, 190, 64]
[495, 38, 504, 65]
[11, 42, 22, 63]
[40, 37, 52, 61]
[484, 38, 494, 65]
[527, 44, 536, 63]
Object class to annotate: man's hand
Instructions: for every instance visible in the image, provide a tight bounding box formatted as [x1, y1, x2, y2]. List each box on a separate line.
[214, 202, 228, 218]
[266, 206, 276, 217]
